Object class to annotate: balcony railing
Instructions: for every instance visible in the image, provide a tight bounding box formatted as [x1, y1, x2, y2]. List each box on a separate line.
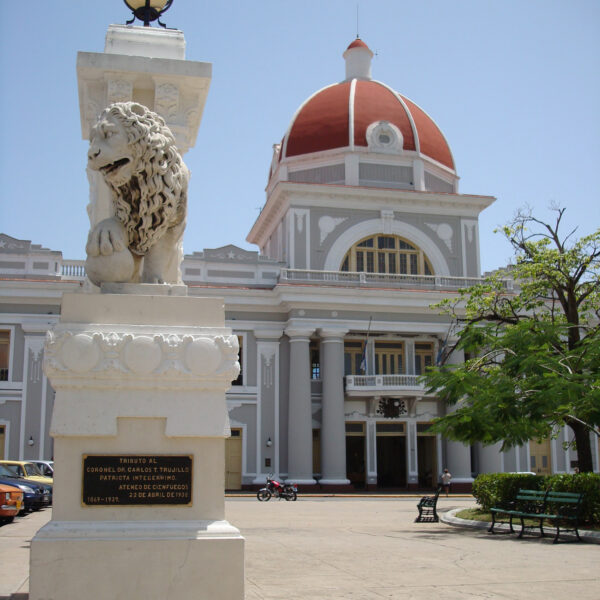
[61, 260, 86, 280]
[345, 374, 426, 396]
[280, 268, 513, 291]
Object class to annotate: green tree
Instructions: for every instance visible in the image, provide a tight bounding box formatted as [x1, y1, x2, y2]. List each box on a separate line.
[424, 209, 600, 472]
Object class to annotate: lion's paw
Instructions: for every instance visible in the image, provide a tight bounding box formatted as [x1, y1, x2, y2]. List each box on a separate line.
[85, 248, 135, 287]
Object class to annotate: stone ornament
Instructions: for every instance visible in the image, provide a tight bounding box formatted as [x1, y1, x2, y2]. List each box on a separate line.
[44, 327, 239, 387]
[426, 222, 454, 251]
[154, 83, 180, 120]
[366, 120, 404, 153]
[85, 102, 189, 286]
[318, 216, 346, 245]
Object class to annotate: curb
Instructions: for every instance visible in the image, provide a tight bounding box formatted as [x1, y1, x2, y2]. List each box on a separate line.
[441, 508, 600, 542]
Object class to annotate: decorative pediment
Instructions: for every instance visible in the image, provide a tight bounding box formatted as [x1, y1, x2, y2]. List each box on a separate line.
[0, 234, 32, 253]
[201, 245, 260, 263]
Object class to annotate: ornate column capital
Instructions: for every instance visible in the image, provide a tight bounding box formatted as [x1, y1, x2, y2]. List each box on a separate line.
[254, 328, 284, 341]
[318, 327, 349, 341]
[284, 326, 314, 341]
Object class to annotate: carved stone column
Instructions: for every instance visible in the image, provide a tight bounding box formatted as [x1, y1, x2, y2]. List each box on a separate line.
[319, 328, 350, 486]
[285, 327, 315, 484]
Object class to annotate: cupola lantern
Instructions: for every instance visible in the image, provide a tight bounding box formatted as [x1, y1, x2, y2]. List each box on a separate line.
[123, 0, 173, 27]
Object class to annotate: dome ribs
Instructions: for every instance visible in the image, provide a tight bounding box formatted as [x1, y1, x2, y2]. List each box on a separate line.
[353, 81, 416, 151]
[401, 96, 454, 170]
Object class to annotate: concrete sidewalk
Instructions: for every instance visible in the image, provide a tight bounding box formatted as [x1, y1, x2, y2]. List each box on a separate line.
[1, 497, 599, 599]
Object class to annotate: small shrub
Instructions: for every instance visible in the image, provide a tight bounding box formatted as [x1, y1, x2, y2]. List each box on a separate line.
[472, 472, 600, 525]
[543, 472, 600, 525]
[472, 473, 543, 510]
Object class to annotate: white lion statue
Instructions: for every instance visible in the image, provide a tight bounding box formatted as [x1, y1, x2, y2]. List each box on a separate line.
[85, 102, 188, 286]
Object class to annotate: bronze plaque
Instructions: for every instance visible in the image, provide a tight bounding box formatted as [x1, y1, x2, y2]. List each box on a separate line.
[82, 455, 192, 506]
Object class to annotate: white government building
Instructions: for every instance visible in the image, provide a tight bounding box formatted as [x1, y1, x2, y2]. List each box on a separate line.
[1, 26, 595, 492]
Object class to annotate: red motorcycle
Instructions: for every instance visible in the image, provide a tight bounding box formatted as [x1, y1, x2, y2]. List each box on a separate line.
[257, 475, 297, 501]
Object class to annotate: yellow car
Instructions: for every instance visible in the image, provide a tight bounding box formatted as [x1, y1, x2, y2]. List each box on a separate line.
[0, 461, 53, 485]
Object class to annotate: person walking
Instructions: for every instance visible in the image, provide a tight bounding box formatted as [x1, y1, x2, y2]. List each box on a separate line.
[441, 468, 452, 497]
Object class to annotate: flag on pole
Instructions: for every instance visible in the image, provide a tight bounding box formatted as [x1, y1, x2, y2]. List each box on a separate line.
[360, 316, 373, 373]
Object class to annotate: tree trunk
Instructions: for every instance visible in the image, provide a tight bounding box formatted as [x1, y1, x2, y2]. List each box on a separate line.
[568, 419, 594, 473]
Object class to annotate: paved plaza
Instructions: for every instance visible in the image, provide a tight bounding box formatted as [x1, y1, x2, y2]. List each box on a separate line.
[1, 497, 598, 599]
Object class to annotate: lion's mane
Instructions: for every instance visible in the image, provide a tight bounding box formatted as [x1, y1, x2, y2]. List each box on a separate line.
[99, 102, 188, 255]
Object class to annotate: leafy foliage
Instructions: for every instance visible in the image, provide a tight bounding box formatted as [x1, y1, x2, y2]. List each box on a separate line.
[472, 472, 600, 524]
[423, 209, 600, 471]
[472, 473, 544, 510]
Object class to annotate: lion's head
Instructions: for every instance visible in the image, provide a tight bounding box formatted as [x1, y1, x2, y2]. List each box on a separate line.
[88, 102, 188, 255]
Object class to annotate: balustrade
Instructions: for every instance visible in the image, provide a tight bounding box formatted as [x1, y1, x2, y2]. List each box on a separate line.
[61, 261, 86, 279]
[279, 268, 512, 290]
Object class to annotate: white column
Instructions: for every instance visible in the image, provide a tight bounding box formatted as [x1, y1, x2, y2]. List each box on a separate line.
[478, 442, 503, 473]
[442, 347, 473, 486]
[366, 420, 377, 486]
[319, 328, 350, 486]
[406, 420, 418, 486]
[285, 327, 316, 484]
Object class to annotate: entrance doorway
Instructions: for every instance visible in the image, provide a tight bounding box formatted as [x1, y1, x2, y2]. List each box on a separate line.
[417, 423, 437, 489]
[345, 422, 365, 489]
[225, 428, 242, 490]
[0, 425, 5, 459]
[376, 422, 406, 488]
[529, 438, 552, 475]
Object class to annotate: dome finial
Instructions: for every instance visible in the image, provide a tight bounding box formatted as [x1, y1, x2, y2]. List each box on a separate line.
[343, 38, 373, 80]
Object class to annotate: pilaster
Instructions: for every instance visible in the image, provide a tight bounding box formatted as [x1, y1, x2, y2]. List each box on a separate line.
[253, 328, 283, 483]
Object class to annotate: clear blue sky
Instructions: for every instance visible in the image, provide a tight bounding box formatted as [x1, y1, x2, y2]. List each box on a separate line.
[1, 0, 598, 273]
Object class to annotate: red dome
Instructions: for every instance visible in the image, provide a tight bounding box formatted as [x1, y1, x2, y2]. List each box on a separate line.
[281, 79, 454, 170]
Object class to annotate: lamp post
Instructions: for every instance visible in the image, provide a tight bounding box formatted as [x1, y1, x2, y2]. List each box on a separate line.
[123, 0, 173, 28]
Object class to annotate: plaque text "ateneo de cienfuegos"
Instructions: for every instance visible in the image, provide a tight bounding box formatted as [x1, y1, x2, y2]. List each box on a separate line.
[82, 455, 192, 506]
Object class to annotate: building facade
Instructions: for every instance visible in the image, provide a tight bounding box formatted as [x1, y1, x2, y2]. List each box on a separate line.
[1, 37, 597, 490]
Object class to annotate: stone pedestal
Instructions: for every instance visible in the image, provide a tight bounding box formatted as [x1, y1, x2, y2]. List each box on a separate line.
[29, 291, 244, 600]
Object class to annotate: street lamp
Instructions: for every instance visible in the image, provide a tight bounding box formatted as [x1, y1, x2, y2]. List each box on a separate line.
[123, 0, 174, 28]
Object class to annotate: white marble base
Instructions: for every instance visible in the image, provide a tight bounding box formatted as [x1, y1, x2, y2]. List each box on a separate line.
[100, 282, 188, 296]
[31, 292, 244, 599]
[30, 520, 244, 600]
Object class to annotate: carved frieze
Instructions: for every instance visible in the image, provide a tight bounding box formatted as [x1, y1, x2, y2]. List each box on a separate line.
[155, 83, 179, 119]
[106, 79, 133, 104]
[44, 326, 239, 388]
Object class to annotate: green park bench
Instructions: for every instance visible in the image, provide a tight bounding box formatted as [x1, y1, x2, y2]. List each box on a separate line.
[415, 486, 441, 523]
[489, 489, 584, 543]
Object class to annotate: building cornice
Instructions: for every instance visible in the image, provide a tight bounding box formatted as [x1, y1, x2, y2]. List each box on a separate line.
[247, 181, 495, 247]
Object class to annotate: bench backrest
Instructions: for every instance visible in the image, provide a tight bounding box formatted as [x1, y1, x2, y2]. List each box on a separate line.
[515, 489, 546, 502]
[545, 491, 583, 514]
[515, 489, 583, 516]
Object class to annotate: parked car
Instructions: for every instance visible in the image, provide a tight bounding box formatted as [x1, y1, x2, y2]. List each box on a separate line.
[0, 461, 53, 485]
[0, 464, 51, 513]
[0, 483, 23, 525]
[30, 460, 54, 477]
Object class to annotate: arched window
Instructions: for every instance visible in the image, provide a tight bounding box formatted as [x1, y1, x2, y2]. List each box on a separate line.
[340, 234, 433, 275]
